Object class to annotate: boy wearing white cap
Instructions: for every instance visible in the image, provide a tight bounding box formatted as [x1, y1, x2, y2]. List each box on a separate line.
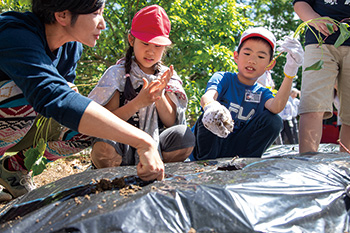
[192, 27, 304, 160]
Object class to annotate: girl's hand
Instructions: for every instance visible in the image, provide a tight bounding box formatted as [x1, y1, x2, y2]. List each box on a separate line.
[134, 65, 174, 108]
[135, 78, 162, 108]
[136, 142, 165, 181]
[153, 65, 173, 92]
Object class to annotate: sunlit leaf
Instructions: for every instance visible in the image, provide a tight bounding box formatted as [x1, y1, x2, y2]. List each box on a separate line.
[24, 148, 41, 172]
[18, 0, 31, 6]
[31, 156, 48, 177]
[334, 23, 350, 48]
[305, 60, 324, 71]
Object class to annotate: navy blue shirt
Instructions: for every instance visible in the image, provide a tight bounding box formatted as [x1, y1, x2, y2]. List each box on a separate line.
[0, 11, 92, 131]
[293, 0, 350, 46]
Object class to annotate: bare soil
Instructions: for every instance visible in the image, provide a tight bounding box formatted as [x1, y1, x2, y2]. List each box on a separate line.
[0, 150, 93, 209]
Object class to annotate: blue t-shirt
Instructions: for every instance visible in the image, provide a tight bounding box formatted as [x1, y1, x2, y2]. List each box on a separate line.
[293, 0, 350, 46]
[206, 72, 274, 130]
[0, 11, 92, 131]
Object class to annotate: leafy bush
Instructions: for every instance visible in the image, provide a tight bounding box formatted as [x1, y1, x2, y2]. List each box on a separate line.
[183, 79, 205, 127]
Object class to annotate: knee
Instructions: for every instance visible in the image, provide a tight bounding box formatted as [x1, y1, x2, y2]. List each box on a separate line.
[261, 111, 283, 134]
[90, 141, 122, 168]
[160, 125, 195, 163]
[162, 146, 194, 163]
[167, 125, 195, 148]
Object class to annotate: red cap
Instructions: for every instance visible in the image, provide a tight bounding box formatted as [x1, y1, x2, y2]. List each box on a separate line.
[130, 5, 171, 46]
[239, 27, 276, 51]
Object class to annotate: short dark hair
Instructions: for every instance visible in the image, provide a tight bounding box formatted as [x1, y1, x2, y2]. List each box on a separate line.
[237, 37, 274, 61]
[32, 0, 105, 25]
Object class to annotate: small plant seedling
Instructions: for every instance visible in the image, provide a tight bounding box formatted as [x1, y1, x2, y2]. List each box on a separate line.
[270, 17, 349, 71]
[24, 116, 51, 177]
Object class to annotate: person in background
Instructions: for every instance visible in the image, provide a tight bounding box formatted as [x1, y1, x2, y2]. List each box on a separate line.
[191, 27, 304, 160]
[279, 88, 300, 144]
[293, 0, 350, 153]
[333, 87, 342, 128]
[0, 0, 164, 200]
[88, 5, 195, 169]
[257, 70, 276, 90]
[290, 87, 300, 143]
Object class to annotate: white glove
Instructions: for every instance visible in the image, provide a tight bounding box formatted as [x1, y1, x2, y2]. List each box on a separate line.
[202, 101, 234, 138]
[277, 36, 304, 78]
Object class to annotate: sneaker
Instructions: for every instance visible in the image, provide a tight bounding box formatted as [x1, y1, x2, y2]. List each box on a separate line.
[0, 156, 36, 198]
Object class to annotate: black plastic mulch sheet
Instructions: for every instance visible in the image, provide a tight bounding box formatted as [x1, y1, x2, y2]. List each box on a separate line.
[0, 148, 349, 233]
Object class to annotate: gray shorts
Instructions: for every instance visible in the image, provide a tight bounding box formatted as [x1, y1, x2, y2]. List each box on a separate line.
[93, 125, 195, 165]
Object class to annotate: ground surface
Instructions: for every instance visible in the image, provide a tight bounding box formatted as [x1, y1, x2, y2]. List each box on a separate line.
[0, 150, 92, 209]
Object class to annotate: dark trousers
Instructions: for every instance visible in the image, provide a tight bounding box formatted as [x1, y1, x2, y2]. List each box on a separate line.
[192, 110, 283, 160]
[281, 118, 298, 144]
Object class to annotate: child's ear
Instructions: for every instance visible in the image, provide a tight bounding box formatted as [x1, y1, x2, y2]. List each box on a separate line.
[265, 59, 276, 71]
[128, 34, 135, 47]
[55, 10, 71, 26]
[233, 51, 239, 64]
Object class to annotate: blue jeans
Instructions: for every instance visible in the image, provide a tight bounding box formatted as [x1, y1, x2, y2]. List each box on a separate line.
[191, 110, 283, 160]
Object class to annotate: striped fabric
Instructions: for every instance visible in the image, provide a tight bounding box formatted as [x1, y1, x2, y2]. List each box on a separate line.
[0, 81, 92, 160]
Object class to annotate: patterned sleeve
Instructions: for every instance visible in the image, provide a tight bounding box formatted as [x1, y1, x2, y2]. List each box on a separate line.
[88, 65, 125, 106]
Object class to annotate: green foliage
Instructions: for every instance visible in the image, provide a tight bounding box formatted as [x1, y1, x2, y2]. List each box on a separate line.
[0, 0, 31, 12]
[166, 0, 251, 79]
[77, 0, 252, 93]
[335, 22, 350, 48]
[183, 79, 205, 127]
[76, 0, 253, 122]
[293, 17, 350, 71]
[24, 117, 51, 177]
[304, 60, 323, 71]
[24, 138, 48, 177]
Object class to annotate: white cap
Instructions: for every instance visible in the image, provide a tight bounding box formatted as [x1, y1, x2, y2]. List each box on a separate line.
[239, 27, 276, 51]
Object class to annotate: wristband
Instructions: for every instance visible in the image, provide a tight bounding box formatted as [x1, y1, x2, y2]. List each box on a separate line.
[203, 101, 214, 109]
[284, 73, 296, 80]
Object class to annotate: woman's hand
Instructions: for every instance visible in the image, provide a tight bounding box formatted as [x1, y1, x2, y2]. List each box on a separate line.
[136, 142, 165, 181]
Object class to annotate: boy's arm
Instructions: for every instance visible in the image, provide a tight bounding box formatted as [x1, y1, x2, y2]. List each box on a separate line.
[200, 89, 234, 138]
[200, 89, 219, 108]
[265, 77, 293, 114]
[265, 36, 304, 114]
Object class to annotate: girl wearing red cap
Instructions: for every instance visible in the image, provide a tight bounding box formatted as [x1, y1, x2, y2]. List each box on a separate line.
[88, 5, 195, 168]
